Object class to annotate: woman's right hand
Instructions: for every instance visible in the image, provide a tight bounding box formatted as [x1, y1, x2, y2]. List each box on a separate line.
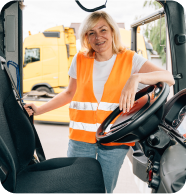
[24, 103, 39, 117]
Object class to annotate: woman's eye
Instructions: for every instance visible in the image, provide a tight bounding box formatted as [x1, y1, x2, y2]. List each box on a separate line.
[101, 29, 106, 32]
[89, 32, 94, 36]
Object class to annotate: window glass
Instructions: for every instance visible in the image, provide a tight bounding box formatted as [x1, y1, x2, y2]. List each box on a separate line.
[24, 48, 40, 64]
[138, 16, 166, 70]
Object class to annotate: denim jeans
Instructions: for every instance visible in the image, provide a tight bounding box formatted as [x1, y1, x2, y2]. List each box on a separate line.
[67, 139, 129, 193]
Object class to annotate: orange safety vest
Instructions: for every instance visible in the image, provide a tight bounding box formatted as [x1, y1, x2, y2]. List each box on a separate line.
[69, 49, 135, 146]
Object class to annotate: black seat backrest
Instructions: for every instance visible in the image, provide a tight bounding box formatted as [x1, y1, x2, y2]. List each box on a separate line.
[0, 57, 35, 190]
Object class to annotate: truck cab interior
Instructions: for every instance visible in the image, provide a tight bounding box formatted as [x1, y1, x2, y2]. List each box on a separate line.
[0, 0, 186, 193]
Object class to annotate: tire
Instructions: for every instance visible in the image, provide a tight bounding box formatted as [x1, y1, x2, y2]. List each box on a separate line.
[35, 86, 52, 93]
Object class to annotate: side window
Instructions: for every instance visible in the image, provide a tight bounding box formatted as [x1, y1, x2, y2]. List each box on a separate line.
[24, 48, 40, 64]
[138, 17, 166, 70]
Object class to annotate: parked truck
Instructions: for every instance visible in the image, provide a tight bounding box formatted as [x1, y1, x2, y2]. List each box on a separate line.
[23, 25, 77, 94]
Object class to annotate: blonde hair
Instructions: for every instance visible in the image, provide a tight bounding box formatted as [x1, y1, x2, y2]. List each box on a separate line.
[19, 2, 26, 10]
[79, 11, 125, 57]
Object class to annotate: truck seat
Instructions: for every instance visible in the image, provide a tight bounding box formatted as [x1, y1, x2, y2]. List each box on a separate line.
[0, 55, 105, 193]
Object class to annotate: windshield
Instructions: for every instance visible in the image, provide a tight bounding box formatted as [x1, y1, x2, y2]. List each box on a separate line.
[24, 48, 40, 64]
[23, 0, 158, 40]
[21, 0, 186, 70]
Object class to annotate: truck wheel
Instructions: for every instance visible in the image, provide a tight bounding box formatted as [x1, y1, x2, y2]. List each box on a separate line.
[35, 86, 52, 93]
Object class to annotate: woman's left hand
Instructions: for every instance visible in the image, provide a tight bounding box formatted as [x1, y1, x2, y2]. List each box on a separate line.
[119, 74, 140, 113]
[119, 60, 175, 113]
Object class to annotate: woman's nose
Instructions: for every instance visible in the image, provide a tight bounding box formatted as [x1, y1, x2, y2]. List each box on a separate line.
[95, 34, 100, 40]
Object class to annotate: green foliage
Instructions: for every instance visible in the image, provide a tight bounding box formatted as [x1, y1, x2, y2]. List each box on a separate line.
[143, 0, 162, 10]
[143, 0, 166, 64]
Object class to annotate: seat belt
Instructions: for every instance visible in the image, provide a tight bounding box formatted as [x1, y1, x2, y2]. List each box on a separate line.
[0, 56, 46, 162]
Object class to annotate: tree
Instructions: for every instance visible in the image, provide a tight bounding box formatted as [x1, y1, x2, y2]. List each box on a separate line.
[143, 0, 162, 9]
[143, 0, 166, 64]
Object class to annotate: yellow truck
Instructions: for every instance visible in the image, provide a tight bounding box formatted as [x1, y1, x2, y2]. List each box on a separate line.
[119, 27, 147, 59]
[23, 27, 147, 123]
[23, 25, 77, 94]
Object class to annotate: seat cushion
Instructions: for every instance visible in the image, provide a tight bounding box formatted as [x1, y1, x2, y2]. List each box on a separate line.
[15, 157, 105, 193]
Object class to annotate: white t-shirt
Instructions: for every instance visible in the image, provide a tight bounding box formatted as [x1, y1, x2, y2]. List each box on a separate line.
[68, 52, 147, 103]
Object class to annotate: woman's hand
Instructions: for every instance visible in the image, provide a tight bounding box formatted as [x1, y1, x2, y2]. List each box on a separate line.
[119, 74, 140, 113]
[24, 103, 39, 117]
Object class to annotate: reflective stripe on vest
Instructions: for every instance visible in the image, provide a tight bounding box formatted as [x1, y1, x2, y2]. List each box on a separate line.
[70, 101, 119, 111]
[70, 120, 112, 132]
[69, 50, 136, 146]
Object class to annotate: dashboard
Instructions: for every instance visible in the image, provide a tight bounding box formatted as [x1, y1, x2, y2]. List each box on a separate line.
[172, 105, 186, 135]
[164, 94, 186, 137]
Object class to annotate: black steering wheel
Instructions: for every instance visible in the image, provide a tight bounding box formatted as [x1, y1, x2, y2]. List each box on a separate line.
[96, 82, 170, 144]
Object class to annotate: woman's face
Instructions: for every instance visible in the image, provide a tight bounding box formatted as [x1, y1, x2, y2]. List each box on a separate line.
[86, 18, 113, 55]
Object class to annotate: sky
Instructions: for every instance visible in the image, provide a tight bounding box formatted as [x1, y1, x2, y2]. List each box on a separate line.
[0, 0, 186, 41]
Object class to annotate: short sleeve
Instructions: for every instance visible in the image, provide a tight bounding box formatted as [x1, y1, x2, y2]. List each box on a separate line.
[68, 53, 77, 79]
[131, 53, 148, 91]
[131, 53, 148, 75]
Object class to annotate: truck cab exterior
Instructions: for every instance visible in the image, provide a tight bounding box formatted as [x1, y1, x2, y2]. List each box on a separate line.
[23, 25, 76, 93]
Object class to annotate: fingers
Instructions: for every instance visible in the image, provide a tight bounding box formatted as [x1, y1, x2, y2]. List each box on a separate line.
[119, 93, 136, 113]
[130, 93, 135, 110]
[120, 95, 132, 113]
[24, 103, 33, 108]
[126, 94, 132, 113]
[24, 107, 34, 117]
[119, 95, 123, 111]
[23, 103, 35, 117]
[119, 75, 139, 113]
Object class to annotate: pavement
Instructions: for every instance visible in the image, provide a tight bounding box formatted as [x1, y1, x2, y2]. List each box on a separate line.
[34, 121, 147, 193]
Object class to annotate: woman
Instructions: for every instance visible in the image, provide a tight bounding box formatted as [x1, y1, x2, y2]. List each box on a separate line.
[24, 11, 175, 193]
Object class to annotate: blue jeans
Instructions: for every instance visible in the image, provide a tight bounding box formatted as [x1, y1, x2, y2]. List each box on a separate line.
[67, 139, 129, 193]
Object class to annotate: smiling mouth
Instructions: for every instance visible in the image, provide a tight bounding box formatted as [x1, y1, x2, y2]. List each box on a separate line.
[96, 41, 105, 46]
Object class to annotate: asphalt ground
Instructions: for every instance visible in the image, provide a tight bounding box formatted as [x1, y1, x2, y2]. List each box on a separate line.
[34, 121, 142, 193]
